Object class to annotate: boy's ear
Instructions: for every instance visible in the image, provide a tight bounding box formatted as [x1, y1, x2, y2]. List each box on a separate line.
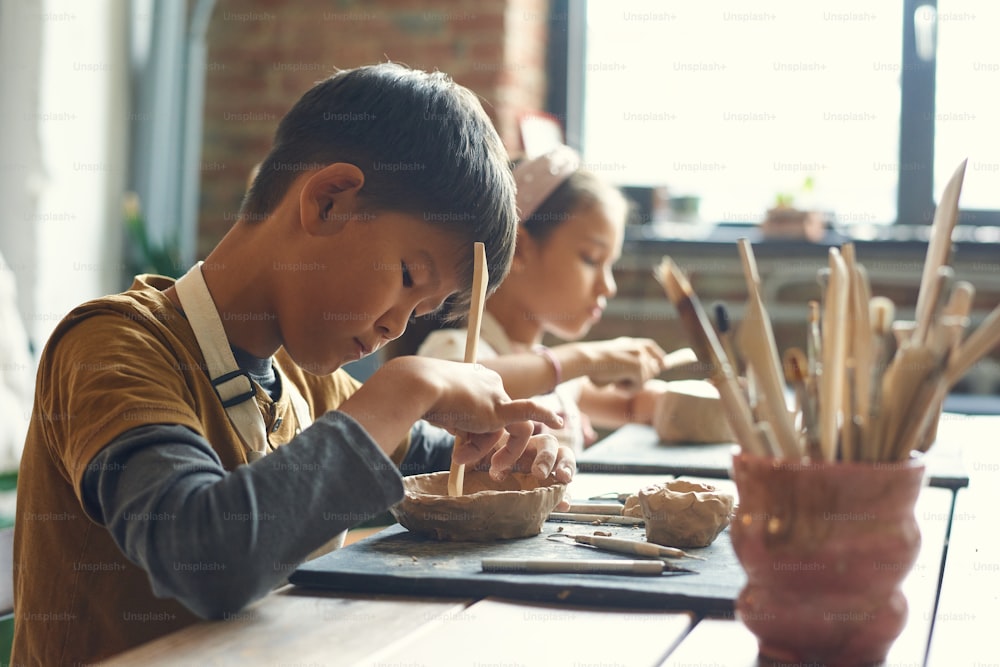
[511, 226, 534, 271]
[299, 163, 366, 235]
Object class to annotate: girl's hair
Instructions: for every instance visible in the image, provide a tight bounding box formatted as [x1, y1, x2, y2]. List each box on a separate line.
[239, 62, 517, 316]
[520, 167, 627, 243]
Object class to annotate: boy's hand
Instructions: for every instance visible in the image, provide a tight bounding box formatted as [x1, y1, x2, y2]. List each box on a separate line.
[340, 357, 566, 469]
[461, 430, 575, 484]
[465, 431, 576, 512]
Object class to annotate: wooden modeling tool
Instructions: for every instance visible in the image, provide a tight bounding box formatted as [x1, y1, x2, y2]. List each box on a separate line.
[850, 265, 873, 444]
[712, 302, 741, 375]
[447, 242, 489, 497]
[547, 513, 645, 526]
[663, 347, 699, 371]
[864, 297, 895, 462]
[932, 281, 975, 357]
[734, 239, 800, 459]
[807, 300, 822, 379]
[783, 347, 818, 458]
[655, 258, 769, 457]
[840, 244, 859, 462]
[946, 301, 1000, 388]
[481, 558, 695, 575]
[819, 248, 849, 462]
[914, 159, 967, 341]
[547, 533, 704, 560]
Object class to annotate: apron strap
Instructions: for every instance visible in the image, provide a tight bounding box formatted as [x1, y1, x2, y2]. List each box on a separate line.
[175, 262, 312, 459]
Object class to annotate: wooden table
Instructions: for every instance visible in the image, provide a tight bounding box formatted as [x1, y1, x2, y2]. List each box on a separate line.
[103, 418, 995, 666]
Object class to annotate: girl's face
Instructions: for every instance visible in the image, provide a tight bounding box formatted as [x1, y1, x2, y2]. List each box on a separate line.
[518, 202, 624, 340]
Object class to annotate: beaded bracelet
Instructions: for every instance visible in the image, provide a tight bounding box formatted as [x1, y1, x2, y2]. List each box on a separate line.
[532, 344, 563, 392]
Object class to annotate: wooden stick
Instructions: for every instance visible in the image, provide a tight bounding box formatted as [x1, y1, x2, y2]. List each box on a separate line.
[913, 159, 967, 342]
[662, 347, 699, 371]
[820, 248, 849, 462]
[655, 258, 769, 457]
[840, 244, 859, 462]
[946, 301, 1000, 387]
[849, 264, 873, 457]
[734, 239, 800, 459]
[447, 242, 489, 497]
[863, 297, 895, 462]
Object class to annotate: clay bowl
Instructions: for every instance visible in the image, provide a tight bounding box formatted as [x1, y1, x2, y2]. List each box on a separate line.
[390, 470, 566, 541]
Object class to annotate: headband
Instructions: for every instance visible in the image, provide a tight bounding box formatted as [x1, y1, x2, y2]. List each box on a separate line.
[513, 145, 581, 221]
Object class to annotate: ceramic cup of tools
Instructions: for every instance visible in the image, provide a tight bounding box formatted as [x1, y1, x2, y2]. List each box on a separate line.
[729, 452, 926, 666]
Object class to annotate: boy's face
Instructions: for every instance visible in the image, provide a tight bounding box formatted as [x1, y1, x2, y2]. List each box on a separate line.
[280, 211, 467, 375]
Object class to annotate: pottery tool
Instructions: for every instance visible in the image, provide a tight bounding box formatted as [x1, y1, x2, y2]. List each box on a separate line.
[913, 159, 967, 344]
[655, 258, 770, 458]
[876, 337, 939, 462]
[863, 296, 895, 462]
[547, 513, 645, 526]
[662, 347, 699, 371]
[481, 558, 695, 575]
[946, 300, 1000, 388]
[913, 266, 955, 347]
[783, 347, 817, 458]
[838, 244, 862, 462]
[932, 281, 975, 356]
[733, 239, 800, 459]
[447, 242, 489, 497]
[712, 302, 741, 375]
[849, 264, 873, 452]
[565, 502, 625, 516]
[752, 421, 781, 461]
[819, 248, 849, 462]
[587, 491, 634, 503]
[806, 300, 822, 380]
[547, 533, 704, 560]
[839, 247, 856, 463]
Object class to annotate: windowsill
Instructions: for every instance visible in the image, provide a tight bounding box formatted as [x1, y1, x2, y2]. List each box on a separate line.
[626, 222, 1000, 253]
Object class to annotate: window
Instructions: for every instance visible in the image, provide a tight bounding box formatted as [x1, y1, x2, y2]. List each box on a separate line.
[933, 0, 1000, 213]
[570, 0, 999, 230]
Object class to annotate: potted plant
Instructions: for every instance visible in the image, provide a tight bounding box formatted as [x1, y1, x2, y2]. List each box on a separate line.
[760, 176, 825, 242]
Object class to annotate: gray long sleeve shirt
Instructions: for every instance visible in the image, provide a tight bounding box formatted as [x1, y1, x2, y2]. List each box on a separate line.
[81, 351, 453, 619]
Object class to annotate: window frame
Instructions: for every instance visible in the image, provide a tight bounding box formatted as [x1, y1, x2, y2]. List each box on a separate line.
[552, 0, 1000, 229]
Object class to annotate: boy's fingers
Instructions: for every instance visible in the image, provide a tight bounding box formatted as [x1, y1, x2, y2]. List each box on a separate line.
[552, 445, 577, 483]
[499, 400, 563, 430]
[527, 434, 558, 480]
[454, 430, 506, 465]
[488, 421, 534, 480]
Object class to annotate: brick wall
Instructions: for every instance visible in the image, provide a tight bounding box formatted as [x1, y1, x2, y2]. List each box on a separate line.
[197, 0, 550, 255]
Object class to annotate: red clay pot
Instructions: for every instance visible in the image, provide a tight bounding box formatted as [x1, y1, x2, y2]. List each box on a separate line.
[730, 453, 925, 666]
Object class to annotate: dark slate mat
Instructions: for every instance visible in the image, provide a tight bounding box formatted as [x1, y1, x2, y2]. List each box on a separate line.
[291, 521, 744, 615]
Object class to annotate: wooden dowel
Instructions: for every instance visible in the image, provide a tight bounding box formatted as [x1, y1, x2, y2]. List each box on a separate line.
[655, 258, 767, 457]
[913, 159, 966, 341]
[819, 248, 849, 462]
[447, 242, 489, 497]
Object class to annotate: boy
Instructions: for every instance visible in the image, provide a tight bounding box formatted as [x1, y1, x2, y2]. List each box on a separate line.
[12, 63, 574, 664]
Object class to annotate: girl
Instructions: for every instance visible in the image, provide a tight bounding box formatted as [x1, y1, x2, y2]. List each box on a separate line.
[418, 145, 680, 451]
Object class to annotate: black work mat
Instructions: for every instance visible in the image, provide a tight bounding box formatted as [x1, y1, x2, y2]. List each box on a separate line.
[577, 424, 970, 489]
[291, 521, 744, 614]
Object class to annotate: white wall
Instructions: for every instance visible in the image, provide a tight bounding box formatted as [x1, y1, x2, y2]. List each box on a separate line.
[0, 0, 128, 468]
[0, 0, 129, 350]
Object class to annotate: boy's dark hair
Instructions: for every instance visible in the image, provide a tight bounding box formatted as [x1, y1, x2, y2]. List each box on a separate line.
[240, 63, 516, 317]
[520, 168, 626, 244]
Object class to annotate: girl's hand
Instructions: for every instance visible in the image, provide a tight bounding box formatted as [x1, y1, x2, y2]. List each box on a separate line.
[572, 337, 669, 390]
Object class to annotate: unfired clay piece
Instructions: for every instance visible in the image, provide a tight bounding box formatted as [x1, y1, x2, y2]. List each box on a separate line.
[636, 479, 735, 548]
[652, 380, 735, 443]
[390, 470, 566, 542]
